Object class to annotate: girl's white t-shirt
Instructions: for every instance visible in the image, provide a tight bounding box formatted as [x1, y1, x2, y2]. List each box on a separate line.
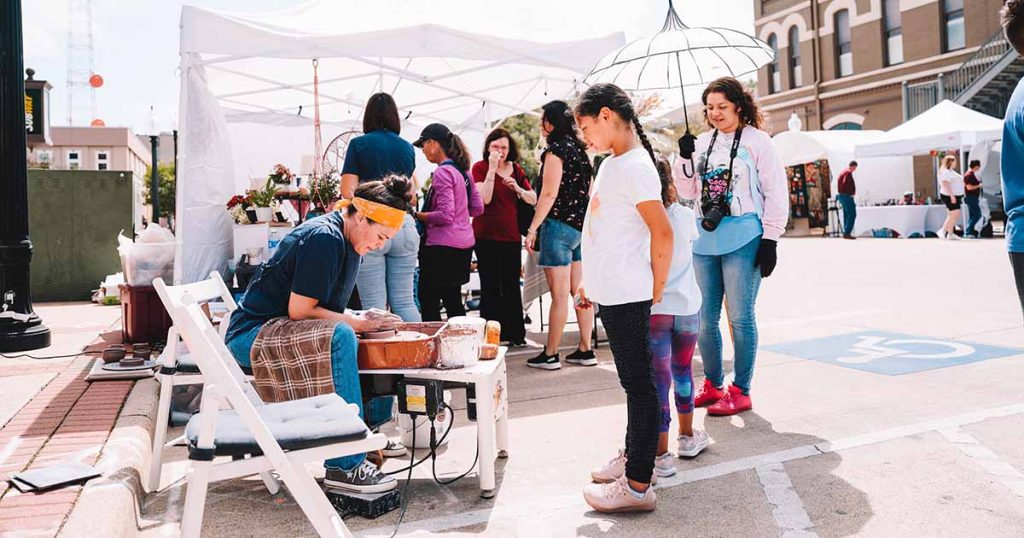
[582, 147, 662, 306]
[939, 168, 965, 196]
[651, 203, 702, 317]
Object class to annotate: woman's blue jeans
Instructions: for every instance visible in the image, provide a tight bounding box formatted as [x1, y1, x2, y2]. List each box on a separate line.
[226, 322, 392, 471]
[357, 214, 422, 322]
[693, 237, 762, 394]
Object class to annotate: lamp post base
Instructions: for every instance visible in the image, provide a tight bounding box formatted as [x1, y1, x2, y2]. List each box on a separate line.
[0, 314, 51, 353]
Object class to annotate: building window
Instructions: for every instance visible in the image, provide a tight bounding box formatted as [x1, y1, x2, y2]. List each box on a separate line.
[788, 26, 802, 88]
[943, 0, 965, 52]
[66, 149, 81, 170]
[96, 151, 109, 171]
[834, 10, 853, 78]
[830, 122, 863, 131]
[883, 0, 904, 65]
[37, 150, 52, 166]
[767, 34, 781, 94]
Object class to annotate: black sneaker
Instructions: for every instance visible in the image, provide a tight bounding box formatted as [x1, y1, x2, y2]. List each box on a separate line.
[324, 460, 397, 494]
[509, 339, 529, 348]
[382, 439, 407, 458]
[527, 351, 561, 370]
[565, 349, 597, 366]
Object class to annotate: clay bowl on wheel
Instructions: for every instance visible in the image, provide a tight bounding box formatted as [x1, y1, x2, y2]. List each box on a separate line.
[359, 329, 399, 340]
[102, 345, 127, 364]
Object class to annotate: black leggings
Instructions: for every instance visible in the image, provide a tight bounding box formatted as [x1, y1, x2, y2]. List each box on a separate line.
[475, 240, 526, 342]
[418, 245, 472, 322]
[599, 300, 658, 484]
[1012, 253, 1024, 320]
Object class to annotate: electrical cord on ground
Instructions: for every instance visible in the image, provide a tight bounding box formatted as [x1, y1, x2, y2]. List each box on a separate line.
[388, 416, 416, 538]
[384, 404, 456, 476]
[430, 403, 479, 486]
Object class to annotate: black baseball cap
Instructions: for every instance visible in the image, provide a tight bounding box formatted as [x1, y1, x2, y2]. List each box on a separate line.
[412, 123, 452, 148]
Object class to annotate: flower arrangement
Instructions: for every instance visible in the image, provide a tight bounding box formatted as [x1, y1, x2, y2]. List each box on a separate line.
[268, 163, 294, 186]
[226, 194, 252, 224]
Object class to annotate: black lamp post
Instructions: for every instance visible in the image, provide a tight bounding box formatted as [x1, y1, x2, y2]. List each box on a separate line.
[0, 0, 51, 352]
[149, 135, 160, 225]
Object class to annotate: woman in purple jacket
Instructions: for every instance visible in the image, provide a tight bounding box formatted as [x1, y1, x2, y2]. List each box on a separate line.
[413, 123, 485, 321]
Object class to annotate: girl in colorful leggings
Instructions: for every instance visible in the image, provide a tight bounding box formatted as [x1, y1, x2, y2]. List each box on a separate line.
[651, 166, 708, 477]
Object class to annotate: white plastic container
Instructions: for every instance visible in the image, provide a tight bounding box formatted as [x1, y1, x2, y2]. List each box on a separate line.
[396, 390, 453, 449]
[438, 317, 485, 369]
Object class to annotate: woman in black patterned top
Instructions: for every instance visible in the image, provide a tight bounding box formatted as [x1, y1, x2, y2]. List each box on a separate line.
[525, 100, 596, 371]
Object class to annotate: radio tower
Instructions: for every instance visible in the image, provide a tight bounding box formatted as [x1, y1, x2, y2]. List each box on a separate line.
[65, 0, 96, 125]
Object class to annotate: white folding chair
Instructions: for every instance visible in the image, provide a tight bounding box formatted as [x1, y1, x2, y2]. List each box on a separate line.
[149, 271, 255, 493]
[158, 280, 386, 538]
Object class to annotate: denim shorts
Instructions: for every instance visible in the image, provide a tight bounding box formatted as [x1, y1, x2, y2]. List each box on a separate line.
[538, 219, 582, 267]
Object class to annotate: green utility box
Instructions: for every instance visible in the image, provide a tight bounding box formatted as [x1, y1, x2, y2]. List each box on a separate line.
[27, 170, 139, 302]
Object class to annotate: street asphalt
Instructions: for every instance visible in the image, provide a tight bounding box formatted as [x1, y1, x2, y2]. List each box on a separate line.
[140, 237, 1024, 537]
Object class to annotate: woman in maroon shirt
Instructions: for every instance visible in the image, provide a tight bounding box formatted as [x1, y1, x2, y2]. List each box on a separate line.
[472, 128, 537, 345]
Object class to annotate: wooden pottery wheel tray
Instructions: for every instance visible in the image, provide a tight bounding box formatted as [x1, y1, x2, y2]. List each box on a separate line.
[357, 322, 447, 370]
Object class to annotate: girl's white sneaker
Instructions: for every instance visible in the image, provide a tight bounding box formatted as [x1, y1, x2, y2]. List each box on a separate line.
[678, 430, 711, 458]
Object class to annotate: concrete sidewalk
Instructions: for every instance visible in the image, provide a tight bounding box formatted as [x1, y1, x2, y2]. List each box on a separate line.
[136, 237, 1023, 537]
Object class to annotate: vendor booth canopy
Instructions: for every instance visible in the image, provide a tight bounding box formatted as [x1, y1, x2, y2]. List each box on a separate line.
[854, 100, 1003, 159]
[774, 130, 915, 205]
[175, 1, 624, 284]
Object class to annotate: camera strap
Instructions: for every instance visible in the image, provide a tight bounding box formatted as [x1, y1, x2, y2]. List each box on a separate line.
[701, 126, 744, 188]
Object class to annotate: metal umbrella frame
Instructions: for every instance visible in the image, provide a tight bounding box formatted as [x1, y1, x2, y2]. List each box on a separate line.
[584, 0, 775, 172]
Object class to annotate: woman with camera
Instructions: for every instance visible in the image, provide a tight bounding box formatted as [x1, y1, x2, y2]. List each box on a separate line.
[671, 77, 788, 416]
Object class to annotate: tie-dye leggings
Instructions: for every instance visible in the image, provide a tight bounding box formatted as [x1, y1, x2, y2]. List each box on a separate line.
[649, 313, 700, 433]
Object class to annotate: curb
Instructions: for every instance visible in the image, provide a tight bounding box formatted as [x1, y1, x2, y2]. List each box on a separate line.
[59, 378, 158, 537]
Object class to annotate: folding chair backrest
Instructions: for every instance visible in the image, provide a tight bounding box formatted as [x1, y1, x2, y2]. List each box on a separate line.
[172, 300, 274, 422]
[154, 272, 237, 340]
[155, 277, 263, 406]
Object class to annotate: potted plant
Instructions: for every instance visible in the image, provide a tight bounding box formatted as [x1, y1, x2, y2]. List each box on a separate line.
[268, 163, 295, 189]
[307, 173, 341, 218]
[247, 178, 279, 223]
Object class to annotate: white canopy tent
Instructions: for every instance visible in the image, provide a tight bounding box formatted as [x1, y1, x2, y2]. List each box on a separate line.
[774, 130, 915, 204]
[175, 1, 624, 284]
[854, 100, 1003, 159]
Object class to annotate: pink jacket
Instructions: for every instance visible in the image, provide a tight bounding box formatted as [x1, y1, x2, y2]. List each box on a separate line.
[672, 127, 789, 241]
[423, 164, 485, 249]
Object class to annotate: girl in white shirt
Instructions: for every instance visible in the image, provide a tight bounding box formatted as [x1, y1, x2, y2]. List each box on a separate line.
[573, 83, 673, 514]
[938, 154, 965, 240]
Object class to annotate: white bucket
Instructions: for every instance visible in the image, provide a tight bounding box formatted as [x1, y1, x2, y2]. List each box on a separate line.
[396, 390, 453, 449]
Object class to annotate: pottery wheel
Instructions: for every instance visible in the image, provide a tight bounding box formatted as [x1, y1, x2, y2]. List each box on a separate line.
[360, 329, 399, 340]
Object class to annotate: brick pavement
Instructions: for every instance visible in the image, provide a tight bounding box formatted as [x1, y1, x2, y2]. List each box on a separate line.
[0, 356, 134, 536]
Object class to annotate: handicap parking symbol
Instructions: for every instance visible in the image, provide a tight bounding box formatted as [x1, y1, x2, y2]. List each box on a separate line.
[764, 331, 1023, 376]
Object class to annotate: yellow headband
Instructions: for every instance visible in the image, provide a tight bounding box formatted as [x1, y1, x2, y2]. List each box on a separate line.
[335, 197, 405, 229]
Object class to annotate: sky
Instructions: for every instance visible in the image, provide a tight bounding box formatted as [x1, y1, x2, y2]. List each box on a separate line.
[22, 0, 756, 133]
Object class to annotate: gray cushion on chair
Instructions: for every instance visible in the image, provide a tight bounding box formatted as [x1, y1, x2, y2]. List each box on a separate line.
[176, 352, 252, 375]
[185, 394, 368, 458]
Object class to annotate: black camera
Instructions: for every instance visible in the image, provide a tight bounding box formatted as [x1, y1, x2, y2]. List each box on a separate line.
[701, 197, 729, 232]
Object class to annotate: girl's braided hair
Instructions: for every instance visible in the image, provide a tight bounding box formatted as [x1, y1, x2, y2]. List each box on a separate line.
[574, 83, 664, 184]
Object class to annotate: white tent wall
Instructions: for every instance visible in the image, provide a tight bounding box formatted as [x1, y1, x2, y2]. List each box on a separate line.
[854, 100, 1003, 159]
[774, 131, 915, 205]
[175, 53, 236, 285]
[175, 3, 624, 284]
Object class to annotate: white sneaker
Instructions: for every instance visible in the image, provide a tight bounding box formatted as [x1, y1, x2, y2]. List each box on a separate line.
[677, 430, 710, 458]
[590, 449, 627, 483]
[382, 439, 407, 458]
[654, 452, 677, 477]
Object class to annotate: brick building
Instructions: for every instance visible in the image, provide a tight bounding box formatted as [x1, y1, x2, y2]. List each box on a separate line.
[754, 0, 1017, 197]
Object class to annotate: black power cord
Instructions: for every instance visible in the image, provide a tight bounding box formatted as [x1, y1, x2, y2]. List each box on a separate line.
[388, 419, 416, 538]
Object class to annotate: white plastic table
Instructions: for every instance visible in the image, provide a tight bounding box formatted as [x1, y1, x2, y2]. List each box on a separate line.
[358, 348, 509, 498]
[852, 205, 948, 237]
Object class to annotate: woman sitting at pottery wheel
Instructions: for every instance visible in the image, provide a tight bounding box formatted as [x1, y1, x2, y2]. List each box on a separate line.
[224, 176, 410, 494]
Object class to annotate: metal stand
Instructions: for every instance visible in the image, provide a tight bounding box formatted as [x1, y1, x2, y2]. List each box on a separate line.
[0, 0, 50, 353]
[826, 199, 842, 238]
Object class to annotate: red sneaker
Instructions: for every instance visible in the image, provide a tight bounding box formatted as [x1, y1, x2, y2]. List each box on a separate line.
[707, 385, 752, 416]
[694, 379, 726, 408]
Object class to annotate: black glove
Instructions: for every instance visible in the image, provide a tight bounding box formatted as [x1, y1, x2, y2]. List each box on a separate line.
[754, 239, 777, 278]
[677, 132, 697, 160]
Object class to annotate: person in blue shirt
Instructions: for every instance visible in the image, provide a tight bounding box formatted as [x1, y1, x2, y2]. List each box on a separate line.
[225, 176, 410, 494]
[341, 93, 421, 323]
[1002, 1, 1024, 316]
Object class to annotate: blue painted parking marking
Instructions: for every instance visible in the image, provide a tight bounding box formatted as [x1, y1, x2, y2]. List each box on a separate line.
[764, 331, 1023, 376]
